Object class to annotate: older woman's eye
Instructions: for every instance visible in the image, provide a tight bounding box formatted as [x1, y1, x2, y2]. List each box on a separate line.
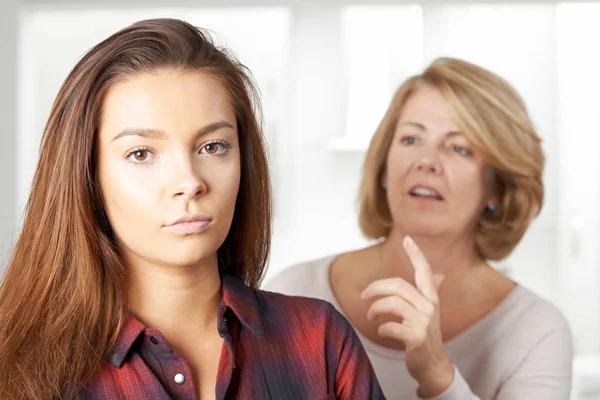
[453, 145, 472, 156]
[401, 136, 418, 145]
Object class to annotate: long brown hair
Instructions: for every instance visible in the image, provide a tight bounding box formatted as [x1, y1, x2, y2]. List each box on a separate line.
[0, 18, 271, 399]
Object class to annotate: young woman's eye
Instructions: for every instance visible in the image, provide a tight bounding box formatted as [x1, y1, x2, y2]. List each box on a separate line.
[452, 145, 472, 156]
[200, 141, 231, 156]
[400, 136, 418, 145]
[125, 148, 155, 164]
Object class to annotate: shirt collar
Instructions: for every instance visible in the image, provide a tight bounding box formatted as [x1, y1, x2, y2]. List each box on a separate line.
[220, 274, 265, 338]
[107, 273, 265, 368]
[107, 313, 145, 368]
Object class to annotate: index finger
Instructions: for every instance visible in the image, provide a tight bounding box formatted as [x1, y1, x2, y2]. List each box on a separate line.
[403, 235, 438, 302]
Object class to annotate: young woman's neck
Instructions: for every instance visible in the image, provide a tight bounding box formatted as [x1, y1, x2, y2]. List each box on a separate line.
[126, 255, 222, 335]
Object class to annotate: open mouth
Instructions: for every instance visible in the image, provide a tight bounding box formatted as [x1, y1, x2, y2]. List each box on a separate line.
[409, 186, 444, 201]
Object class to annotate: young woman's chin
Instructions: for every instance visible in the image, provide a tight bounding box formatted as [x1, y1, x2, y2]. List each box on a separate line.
[121, 241, 222, 269]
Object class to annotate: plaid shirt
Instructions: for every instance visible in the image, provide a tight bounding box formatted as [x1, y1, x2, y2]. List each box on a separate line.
[75, 274, 385, 399]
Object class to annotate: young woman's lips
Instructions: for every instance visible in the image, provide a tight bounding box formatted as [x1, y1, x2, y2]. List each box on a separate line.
[163, 220, 211, 234]
[163, 214, 212, 234]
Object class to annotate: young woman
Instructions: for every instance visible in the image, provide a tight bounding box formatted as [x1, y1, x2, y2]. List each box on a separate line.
[0, 18, 384, 400]
[266, 58, 572, 399]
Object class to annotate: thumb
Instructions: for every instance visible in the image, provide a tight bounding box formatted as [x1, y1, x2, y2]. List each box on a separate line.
[433, 274, 445, 291]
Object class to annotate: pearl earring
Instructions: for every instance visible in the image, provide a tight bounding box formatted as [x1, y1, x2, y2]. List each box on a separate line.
[488, 203, 497, 212]
[381, 183, 387, 190]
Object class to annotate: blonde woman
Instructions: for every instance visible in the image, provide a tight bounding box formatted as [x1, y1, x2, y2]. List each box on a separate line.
[265, 58, 572, 399]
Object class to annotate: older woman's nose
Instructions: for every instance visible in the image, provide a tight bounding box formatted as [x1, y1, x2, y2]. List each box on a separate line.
[415, 157, 443, 175]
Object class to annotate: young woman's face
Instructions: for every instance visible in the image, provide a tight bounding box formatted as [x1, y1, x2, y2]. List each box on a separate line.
[97, 70, 240, 269]
[384, 85, 495, 238]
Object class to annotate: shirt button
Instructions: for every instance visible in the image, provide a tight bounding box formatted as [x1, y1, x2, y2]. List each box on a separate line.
[174, 373, 186, 385]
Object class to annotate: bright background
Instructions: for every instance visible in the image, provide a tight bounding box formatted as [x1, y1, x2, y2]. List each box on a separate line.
[1, 1, 600, 398]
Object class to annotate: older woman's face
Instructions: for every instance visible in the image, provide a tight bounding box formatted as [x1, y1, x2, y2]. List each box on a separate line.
[97, 71, 240, 269]
[384, 85, 494, 237]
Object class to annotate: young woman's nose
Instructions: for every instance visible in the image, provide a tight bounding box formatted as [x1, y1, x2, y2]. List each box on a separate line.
[168, 156, 207, 201]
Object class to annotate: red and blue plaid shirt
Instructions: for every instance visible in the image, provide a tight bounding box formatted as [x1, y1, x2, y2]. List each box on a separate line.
[75, 274, 385, 399]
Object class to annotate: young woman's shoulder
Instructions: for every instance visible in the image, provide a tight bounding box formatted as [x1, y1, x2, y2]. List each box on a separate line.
[249, 286, 385, 399]
[251, 282, 363, 353]
[256, 283, 343, 329]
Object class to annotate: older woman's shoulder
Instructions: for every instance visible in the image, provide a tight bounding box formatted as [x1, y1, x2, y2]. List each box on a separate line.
[261, 254, 339, 297]
[505, 286, 570, 334]
[478, 284, 572, 353]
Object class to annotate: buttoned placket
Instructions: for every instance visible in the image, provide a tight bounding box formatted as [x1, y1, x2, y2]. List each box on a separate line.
[141, 330, 196, 399]
[135, 306, 240, 400]
[216, 306, 238, 400]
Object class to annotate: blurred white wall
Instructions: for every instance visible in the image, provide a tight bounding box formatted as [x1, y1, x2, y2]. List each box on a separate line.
[3, 1, 600, 398]
[0, 0, 18, 269]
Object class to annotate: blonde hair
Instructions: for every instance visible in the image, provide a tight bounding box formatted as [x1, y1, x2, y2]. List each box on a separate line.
[358, 57, 544, 260]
